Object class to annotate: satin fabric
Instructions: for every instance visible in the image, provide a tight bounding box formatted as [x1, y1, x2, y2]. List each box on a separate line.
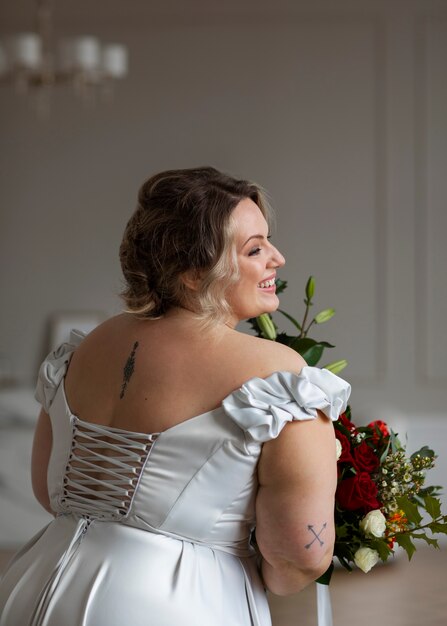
[0, 331, 350, 626]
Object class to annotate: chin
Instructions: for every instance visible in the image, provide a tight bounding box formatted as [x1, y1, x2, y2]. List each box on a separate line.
[260, 294, 280, 311]
[251, 297, 280, 318]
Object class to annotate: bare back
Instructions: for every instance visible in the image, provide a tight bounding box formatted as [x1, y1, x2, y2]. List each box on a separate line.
[63, 312, 305, 435]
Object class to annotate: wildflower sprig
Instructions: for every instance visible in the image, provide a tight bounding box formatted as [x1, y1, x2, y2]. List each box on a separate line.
[378, 448, 435, 514]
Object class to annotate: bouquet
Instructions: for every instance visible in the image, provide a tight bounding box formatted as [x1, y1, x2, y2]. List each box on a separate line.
[249, 277, 447, 583]
[332, 408, 447, 579]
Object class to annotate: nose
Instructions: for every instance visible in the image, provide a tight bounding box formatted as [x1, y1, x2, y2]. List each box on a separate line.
[269, 243, 285, 268]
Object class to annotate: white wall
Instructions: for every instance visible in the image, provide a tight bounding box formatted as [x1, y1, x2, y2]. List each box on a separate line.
[1, 0, 447, 548]
[1, 0, 447, 427]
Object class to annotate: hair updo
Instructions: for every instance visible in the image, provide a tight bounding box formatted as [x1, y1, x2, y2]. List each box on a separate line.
[119, 166, 271, 325]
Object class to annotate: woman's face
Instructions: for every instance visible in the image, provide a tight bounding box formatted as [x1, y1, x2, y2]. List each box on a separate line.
[226, 197, 285, 326]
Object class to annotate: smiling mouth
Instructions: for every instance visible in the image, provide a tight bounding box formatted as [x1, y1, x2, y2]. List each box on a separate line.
[257, 278, 276, 289]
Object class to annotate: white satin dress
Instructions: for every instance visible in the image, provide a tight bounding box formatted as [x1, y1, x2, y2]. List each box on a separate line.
[0, 330, 350, 626]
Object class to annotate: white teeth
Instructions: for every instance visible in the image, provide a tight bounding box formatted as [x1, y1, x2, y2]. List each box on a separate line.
[258, 278, 275, 288]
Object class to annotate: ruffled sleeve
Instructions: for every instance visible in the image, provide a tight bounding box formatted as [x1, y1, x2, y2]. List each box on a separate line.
[222, 366, 351, 452]
[34, 329, 86, 413]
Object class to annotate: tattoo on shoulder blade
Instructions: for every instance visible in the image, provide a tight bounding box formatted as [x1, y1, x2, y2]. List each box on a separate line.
[304, 522, 327, 549]
[120, 341, 139, 399]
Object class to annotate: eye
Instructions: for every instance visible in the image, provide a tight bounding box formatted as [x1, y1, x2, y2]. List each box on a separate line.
[248, 246, 262, 257]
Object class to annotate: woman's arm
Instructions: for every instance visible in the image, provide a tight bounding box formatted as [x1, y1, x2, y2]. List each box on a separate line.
[31, 408, 54, 515]
[256, 412, 337, 596]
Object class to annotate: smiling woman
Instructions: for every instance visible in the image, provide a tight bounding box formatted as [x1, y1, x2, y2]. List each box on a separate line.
[119, 167, 275, 327]
[226, 197, 285, 324]
[0, 166, 350, 626]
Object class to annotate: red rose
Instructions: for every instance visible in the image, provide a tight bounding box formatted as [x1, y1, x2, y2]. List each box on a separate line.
[335, 430, 353, 463]
[352, 441, 380, 473]
[337, 412, 357, 434]
[336, 472, 381, 512]
[368, 420, 390, 444]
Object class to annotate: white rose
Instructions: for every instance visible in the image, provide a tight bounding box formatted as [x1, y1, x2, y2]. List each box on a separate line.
[335, 438, 342, 460]
[359, 509, 386, 538]
[354, 547, 380, 573]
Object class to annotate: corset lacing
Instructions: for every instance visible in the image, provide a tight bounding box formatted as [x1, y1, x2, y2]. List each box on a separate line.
[60, 417, 159, 520]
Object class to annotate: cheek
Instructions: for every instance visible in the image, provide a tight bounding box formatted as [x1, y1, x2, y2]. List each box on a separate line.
[238, 259, 263, 282]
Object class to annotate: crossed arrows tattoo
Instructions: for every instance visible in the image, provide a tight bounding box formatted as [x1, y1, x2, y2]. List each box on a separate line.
[305, 522, 327, 549]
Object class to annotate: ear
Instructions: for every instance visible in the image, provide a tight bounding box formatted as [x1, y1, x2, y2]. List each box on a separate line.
[181, 269, 203, 292]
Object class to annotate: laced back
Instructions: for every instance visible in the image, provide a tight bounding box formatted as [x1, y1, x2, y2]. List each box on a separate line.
[60, 417, 159, 520]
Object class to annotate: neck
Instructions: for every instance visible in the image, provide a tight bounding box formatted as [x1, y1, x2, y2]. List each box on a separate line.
[166, 306, 238, 334]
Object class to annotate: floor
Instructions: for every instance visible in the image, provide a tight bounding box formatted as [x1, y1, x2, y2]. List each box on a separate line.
[268, 547, 447, 626]
[1, 546, 446, 625]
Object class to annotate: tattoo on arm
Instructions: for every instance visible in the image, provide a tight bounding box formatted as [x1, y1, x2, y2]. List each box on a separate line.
[304, 522, 327, 549]
[120, 341, 139, 399]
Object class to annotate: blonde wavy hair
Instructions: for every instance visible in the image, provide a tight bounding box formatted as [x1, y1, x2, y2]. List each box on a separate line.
[119, 167, 272, 326]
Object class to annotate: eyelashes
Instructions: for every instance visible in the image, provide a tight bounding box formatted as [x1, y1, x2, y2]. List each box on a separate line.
[248, 247, 262, 256]
[247, 236, 272, 257]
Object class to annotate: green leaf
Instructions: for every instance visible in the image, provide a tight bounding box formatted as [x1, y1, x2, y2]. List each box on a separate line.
[379, 437, 391, 463]
[418, 485, 443, 498]
[424, 495, 442, 521]
[396, 496, 423, 526]
[315, 308, 335, 324]
[411, 533, 439, 549]
[429, 522, 447, 534]
[335, 524, 349, 539]
[301, 345, 325, 366]
[276, 309, 302, 332]
[395, 534, 416, 560]
[390, 429, 403, 453]
[334, 421, 351, 439]
[323, 360, 348, 374]
[274, 332, 295, 346]
[411, 445, 436, 460]
[289, 337, 335, 366]
[289, 337, 319, 362]
[370, 538, 392, 561]
[274, 279, 288, 295]
[305, 276, 315, 301]
[289, 337, 316, 352]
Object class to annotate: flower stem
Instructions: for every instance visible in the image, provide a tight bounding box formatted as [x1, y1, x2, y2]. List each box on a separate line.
[300, 300, 312, 338]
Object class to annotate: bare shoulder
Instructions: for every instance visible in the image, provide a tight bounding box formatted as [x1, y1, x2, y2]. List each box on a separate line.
[227, 331, 307, 380]
[66, 314, 135, 383]
[70, 314, 132, 356]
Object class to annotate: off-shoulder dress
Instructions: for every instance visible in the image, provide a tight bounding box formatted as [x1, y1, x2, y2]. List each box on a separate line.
[0, 330, 350, 626]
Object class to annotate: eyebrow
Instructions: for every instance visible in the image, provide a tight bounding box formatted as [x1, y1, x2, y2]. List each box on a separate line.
[242, 234, 266, 247]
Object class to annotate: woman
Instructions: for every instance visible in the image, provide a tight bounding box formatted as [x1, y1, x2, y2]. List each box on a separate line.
[0, 167, 350, 625]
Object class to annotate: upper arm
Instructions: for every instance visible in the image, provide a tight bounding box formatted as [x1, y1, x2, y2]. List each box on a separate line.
[256, 412, 337, 572]
[31, 408, 54, 515]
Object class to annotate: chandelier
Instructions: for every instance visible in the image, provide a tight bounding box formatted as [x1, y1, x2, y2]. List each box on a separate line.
[0, 0, 129, 113]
